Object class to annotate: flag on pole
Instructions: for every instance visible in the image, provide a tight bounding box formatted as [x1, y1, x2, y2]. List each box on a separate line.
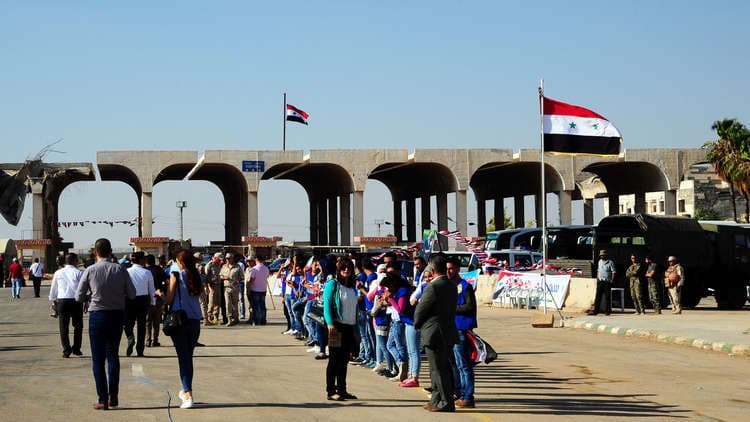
[286, 104, 309, 125]
[542, 97, 621, 156]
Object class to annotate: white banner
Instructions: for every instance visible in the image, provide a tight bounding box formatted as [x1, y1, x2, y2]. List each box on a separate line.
[491, 271, 571, 310]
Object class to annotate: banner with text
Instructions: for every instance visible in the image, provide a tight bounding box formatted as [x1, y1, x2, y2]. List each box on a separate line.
[491, 271, 570, 309]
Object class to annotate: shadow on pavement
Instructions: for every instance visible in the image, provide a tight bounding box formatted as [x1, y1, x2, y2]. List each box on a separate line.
[468, 358, 691, 418]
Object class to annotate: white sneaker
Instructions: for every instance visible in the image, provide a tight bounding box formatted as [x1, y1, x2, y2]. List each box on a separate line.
[178, 390, 187, 401]
[372, 363, 386, 372]
[306, 346, 320, 353]
[180, 398, 193, 409]
[282, 329, 294, 335]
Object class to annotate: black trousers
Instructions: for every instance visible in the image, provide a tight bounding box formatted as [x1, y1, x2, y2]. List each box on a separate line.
[425, 341, 456, 411]
[124, 295, 149, 354]
[326, 322, 355, 396]
[57, 299, 83, 354]
[31, 276, 42, 297]
[593, 280, 612, 314]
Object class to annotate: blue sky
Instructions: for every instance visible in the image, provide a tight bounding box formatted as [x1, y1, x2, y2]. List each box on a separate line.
[2, 1, 749, 249]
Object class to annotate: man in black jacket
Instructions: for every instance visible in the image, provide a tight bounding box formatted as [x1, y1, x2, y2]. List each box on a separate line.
[413, 253, 458, 412]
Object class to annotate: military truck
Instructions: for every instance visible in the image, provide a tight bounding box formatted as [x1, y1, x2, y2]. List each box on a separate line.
[594, 214, 750, 309]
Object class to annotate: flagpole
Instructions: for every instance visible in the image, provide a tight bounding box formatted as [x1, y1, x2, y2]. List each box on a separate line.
[539, 79, 548, 315]
[283, 92, 287, 151]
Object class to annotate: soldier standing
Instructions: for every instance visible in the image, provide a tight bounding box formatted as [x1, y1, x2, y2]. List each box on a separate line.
[625, 254, 645, 315]
[203, 253, 223, 326]
[194, 252, 209, 322]
[644, 256, 661, 314]
[664, 256, 684, 314]
[220, 253, 242, 326]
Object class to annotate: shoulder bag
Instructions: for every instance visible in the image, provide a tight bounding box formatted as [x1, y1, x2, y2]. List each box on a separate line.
[163, 271, 187, 337]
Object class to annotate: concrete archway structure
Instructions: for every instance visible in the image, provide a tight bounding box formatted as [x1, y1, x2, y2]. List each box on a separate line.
[10, 147, 708, 249]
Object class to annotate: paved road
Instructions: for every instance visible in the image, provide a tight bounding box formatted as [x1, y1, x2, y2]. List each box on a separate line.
[1, 287, 748, 421]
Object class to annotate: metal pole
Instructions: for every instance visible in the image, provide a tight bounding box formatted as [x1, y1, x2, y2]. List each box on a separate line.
[283, 92, 287, 151]
[539, 79, 548, 314]
[179, 206, 184, 241]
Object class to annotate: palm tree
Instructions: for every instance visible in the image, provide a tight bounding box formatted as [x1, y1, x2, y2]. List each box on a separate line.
[704, 119, 750, 222]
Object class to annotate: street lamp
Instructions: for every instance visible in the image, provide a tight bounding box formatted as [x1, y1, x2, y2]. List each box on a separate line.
[374, 219, 391, 236]
[176, 201, 187, 240]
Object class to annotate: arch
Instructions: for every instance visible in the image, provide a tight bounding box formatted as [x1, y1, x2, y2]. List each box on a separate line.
[470, 161, 565, 201]
[582, 161, 670, 194]
[263, 162, 354, 198]
[190, 163, 249, 245]
[369, 162, 458, 199]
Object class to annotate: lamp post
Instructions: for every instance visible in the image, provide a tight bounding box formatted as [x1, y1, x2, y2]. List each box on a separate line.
[374, 219, 391, 236]
[176, 201, 187, 240]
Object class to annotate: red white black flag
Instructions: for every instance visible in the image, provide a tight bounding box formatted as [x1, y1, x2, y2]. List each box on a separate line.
[542, 97, 622, 156]
[286, 104, 309, 125]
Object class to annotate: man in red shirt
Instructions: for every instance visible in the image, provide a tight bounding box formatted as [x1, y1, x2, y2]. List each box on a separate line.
[8, 257, 24, 299]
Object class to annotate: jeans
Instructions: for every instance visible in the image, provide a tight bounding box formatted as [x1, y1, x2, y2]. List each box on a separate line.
[303, 300, 316, 340]
[249, 291, 267, 325]
[11, 278, 22, 298]
[593, 280, 612, 314]
[326, 322, 355, 396]
[284, 295, 301, 331]
[31, 276, 42, 297]
[386, 320, 407, 365]
[239, 282, 246, 319]
[57, 299, 83, 355]
[405, 323, 421, 377]
[315, 320, 328, 351]
[170, 318, 200, 392]
[88, 310, 125, 405]
[292, 298, 308, 337]
[452, 329, 475, 401]
[357, 309, 375, 362]
[376, 332, 393, 370]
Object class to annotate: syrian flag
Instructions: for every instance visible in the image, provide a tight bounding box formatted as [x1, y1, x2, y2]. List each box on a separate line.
[286, 104, 309, 125]
[542, 97, 622, 156]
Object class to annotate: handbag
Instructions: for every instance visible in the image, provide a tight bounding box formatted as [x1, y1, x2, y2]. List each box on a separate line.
[163, 272, 187, 337]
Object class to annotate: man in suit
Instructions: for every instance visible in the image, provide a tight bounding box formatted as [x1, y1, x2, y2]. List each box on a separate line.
[414, 253, 458, 412]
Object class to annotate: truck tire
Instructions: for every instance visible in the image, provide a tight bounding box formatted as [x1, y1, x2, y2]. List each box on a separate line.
[718, 283, 749, 310]
[680, 285, 702, 309]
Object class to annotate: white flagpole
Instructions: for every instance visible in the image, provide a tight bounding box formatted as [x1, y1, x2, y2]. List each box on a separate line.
[539, 79, 548, 315]
[283, 92, 287, 151]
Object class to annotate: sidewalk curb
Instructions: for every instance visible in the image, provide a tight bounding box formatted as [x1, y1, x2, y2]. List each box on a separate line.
[562, 319, 750, 358]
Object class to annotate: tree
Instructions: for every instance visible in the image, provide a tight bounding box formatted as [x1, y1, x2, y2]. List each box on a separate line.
[703, 119, 750, 222]
[485, 209, 513, 232]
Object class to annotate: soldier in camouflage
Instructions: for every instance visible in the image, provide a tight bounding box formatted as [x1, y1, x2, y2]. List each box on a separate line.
[625, 254, 645, 315]
[644, 256, 661, 314]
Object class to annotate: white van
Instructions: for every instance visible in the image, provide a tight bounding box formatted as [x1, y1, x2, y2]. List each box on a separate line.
[469, 249, 543, 274]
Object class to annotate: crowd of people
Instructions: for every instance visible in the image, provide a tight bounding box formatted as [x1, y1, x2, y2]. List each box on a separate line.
[274, 251, 478, 411]
[42, 241, 480, 412]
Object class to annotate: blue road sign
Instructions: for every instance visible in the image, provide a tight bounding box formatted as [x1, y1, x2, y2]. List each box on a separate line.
[242, 160, 265, 172]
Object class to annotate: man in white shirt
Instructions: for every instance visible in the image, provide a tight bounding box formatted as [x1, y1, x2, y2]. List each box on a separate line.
[30, 257, 45, 298]
[50, 253, 84, 358]
[124, 251, 155, 357]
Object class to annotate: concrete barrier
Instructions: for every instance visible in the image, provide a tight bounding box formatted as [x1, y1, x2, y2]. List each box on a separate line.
[475, 273, 596, 311]
[475, 274, 498, 304]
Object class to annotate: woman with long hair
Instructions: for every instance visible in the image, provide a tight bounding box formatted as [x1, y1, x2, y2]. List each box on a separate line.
[164, 249, 203, 409]
[323, 257, 359, 401]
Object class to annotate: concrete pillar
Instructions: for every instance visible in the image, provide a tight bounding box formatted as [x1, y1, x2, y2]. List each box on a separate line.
[514, 195, 525, 228]
[247, 191, 258, 236]
[318, 200, 328, 245]
[558, 190, 573, 225]
[30, 180, 44, 240]
[406, 198, 416, 242]
[309, 199, 319, 244]
[455, 190, 467, 239]
[535, 193, 543, 228]
[437, 193, 448, 250]
[328, 197, 338, 245]
[608, 195, 619, 216]
[140, 191, 153, 237]
[493, 198, 504, 232]
[393, 199, 403, 242]
[421, 195, 431, 233]
[634, 191, 646, 214]
[664, 190, 677, 215]
[340, 195, 351, 245]
[583, 198, 594, 225]
[477, 199, 486, 236]
[353, 191, 364, 239]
